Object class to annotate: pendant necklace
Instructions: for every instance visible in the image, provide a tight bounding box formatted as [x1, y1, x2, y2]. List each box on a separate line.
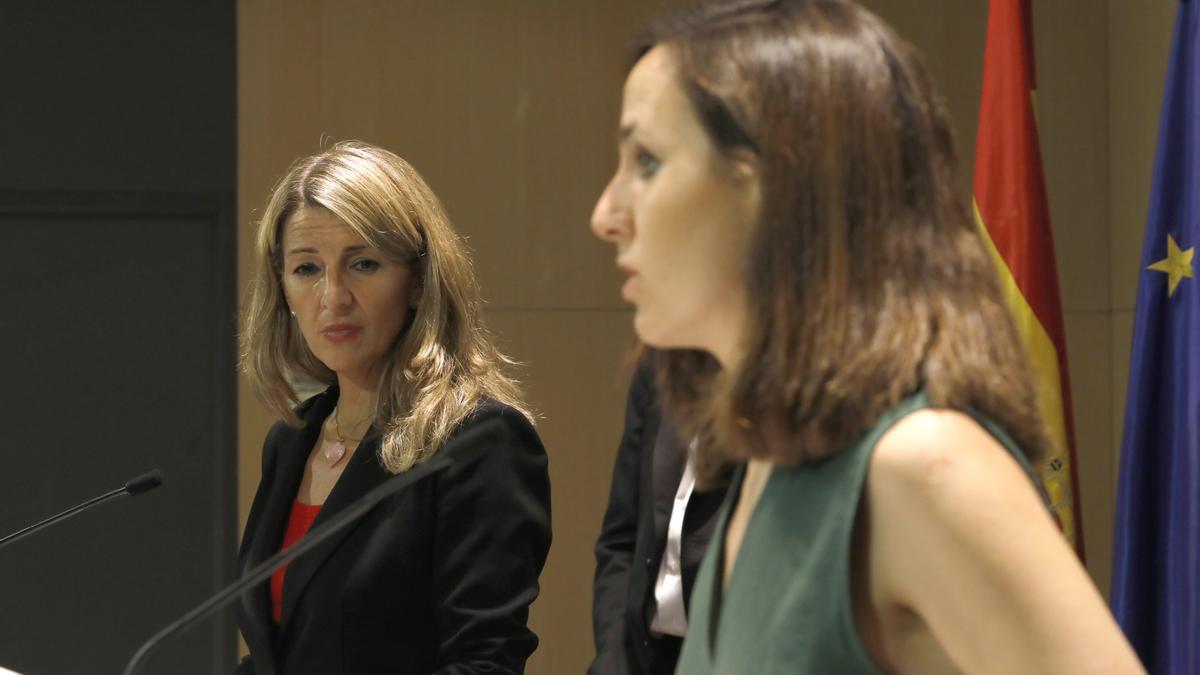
[324, 406, 369, 468]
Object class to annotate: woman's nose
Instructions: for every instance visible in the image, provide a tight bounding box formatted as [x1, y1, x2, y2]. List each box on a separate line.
[320, 269, 352, 309]
[590, 175, 632, 244]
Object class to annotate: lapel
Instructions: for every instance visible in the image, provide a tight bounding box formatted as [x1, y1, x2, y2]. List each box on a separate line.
[240, 389, 334, 674]
[277, 412, 392, 635]
[244, 391, 333, 571]
[651, 415, 686, 544]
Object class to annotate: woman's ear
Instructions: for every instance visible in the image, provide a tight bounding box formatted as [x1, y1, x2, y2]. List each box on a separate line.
[728, 148, 762, 219]
[727, 146, 760, 184]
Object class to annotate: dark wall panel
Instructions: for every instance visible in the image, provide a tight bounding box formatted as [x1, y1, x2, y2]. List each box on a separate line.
[0, 1, 234, 192]
[0, 195, 236, 673]
[0, 0, 236, 672]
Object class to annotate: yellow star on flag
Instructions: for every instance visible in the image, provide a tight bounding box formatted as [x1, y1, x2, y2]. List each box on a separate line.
[1147, 233, 1194, 297]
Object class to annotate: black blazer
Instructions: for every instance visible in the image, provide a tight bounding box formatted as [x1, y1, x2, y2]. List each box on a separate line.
[236, 388, 552, 675]
[589, 366, 727, 675]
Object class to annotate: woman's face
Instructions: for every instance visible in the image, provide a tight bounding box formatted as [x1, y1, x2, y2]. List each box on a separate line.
[280, 206, 420, 384]
[591, 46, 759, 365]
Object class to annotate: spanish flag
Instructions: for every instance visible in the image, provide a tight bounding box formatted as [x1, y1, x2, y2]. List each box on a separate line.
[973, 0, 1084, 556]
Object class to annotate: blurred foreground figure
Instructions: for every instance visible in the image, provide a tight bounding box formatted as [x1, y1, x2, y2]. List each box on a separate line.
[589, 1, 1144, 673]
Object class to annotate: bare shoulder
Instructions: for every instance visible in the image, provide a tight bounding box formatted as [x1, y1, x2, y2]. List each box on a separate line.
[863, 407, 1060, 599]
[868, 407, 1043, 518]
[860, 409, 1145, 674]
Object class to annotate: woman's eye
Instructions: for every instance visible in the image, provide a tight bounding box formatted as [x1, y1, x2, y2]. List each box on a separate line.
[635, 149, 661, 177]
[292, 262, 320, 276]
[351, 258, 381, 272]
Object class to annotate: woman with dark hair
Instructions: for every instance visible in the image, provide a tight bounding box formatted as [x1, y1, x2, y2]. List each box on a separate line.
[590, 1, 1143, 672]
[237, 141, 551, 674]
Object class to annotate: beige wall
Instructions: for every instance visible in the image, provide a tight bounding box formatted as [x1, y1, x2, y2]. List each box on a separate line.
[237, 1, 1176, 672]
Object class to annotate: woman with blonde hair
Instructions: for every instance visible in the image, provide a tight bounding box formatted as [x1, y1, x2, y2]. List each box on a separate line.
[236, 141, 551, 675]
[591, 0, 1143, 672]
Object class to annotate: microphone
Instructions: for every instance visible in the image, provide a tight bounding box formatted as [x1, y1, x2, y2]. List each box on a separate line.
[125, 470, 165, 496]
[122, 416, 501, 675]
[0, 469, 165, 550]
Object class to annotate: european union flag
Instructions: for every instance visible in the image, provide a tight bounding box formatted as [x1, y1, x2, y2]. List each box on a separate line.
[1112, 2, 1200, 673]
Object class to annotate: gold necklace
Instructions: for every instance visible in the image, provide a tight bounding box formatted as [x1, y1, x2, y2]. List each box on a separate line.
[323, 406, 371, 468]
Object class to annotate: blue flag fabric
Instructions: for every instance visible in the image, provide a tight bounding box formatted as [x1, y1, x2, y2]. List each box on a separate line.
[1112, 2, 1200, 673]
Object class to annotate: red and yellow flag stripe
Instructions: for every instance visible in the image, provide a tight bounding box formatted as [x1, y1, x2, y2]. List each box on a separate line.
[973, 0, 1084, 555]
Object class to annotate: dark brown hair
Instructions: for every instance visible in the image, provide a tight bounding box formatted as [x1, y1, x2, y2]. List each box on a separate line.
[634, 0, 1052, 481]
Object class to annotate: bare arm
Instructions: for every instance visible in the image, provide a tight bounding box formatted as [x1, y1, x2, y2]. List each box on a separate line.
[865, 409, 1144, 675]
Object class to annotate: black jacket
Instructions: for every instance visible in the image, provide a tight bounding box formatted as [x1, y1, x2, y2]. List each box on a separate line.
[589, 367, 727, 675]
[236, 388, 551, 675]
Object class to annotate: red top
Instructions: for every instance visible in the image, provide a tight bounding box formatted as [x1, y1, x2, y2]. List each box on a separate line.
[270, 500, 322, 623]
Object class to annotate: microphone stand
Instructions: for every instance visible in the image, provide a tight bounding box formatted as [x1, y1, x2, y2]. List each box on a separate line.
[122, 419, 496, 675]
[0, 470, 164, 550]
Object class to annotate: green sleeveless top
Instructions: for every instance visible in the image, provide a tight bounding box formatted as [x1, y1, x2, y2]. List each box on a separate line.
[675, 393, 1042, 674]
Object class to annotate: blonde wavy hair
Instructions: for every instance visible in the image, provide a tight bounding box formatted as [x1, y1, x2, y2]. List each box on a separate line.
[240, 141, 531, 473]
